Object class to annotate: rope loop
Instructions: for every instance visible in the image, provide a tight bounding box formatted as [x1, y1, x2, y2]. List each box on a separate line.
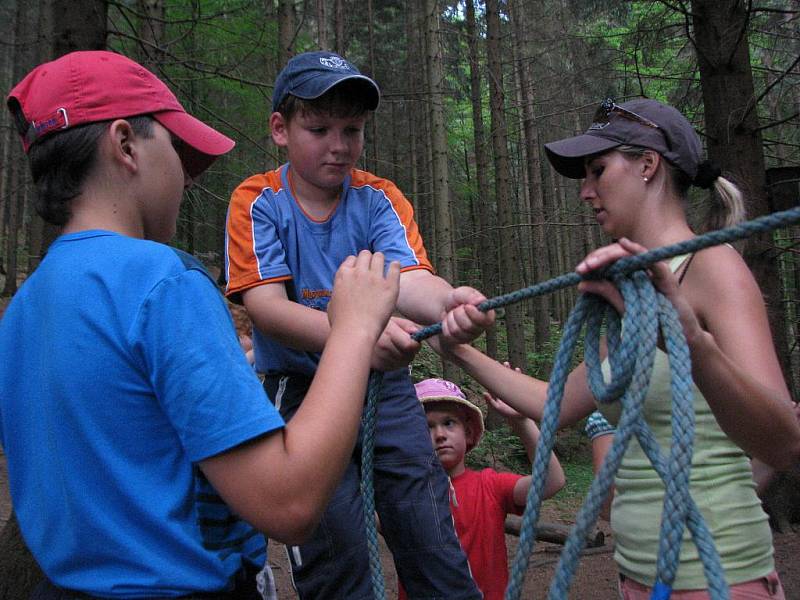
[361, 205, 800, 600]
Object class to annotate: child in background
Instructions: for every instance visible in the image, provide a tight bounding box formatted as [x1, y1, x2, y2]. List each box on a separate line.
[398, 378, 565, 600]
[224, 51, 493, 599]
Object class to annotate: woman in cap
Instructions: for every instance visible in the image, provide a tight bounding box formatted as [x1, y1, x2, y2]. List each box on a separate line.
[435, 98, 799, 599]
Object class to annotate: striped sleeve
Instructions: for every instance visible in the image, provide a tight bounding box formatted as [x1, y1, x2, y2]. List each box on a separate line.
[351, 170, 434, 273]
[225, 171, 292, 303]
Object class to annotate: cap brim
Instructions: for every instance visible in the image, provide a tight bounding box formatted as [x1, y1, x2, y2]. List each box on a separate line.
[294, 75, 380, 112]
[544, 134, 621, 179]
[154, 111, 235, 178]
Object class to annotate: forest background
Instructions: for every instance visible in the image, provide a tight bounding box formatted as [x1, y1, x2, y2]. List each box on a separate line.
[0, 0, 799, 510]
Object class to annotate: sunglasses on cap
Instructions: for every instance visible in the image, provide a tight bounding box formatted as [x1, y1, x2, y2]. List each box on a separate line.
[589, 98, 660, 131]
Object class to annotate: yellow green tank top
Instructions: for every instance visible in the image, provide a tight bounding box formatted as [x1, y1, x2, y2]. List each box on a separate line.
[599, 255, 774, 589]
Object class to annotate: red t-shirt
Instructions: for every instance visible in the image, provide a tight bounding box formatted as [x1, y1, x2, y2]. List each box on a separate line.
[399, 468, 524, 600]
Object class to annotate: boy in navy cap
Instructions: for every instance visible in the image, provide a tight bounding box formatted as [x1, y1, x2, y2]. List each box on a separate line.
[225, 51, 493, 599]
[0, 50, 401, 598]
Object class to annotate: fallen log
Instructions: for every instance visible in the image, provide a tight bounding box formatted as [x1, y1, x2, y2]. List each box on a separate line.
[505, 514, 605, 548]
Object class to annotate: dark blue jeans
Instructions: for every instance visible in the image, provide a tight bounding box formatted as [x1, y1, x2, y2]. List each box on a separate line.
[265, 369, 481, 600]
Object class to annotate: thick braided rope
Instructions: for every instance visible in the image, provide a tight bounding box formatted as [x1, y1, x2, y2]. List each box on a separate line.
[361, 371, 386, 599]
[360, 205, 800, 599]
[512, 274, 729, 600]
[411, 205, 800, 342]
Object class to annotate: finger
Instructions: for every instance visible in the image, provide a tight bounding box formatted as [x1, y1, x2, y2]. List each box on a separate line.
[340, 254, 358, 269]
[617, 237, 648, 254]
[369, 250, 385, 273]
[386, 260, 401, 282]
[576, 244, 629, 274]
[354, 249, 374, 270]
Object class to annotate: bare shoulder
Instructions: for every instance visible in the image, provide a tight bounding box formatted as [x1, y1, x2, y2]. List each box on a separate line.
[682, 244, 764, 323]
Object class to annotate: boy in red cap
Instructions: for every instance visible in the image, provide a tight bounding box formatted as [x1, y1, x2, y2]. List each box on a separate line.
[224, 51, 494, 599]
[399, 378, 565, 600]
[0, 50, 401, 598]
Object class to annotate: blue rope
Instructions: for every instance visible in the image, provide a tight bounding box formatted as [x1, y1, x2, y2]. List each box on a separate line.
[362, 370, 386, 599]
[359, 204, 800, 600]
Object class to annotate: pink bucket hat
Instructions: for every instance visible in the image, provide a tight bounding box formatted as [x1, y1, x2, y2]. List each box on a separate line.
[415, 378, 485, 451]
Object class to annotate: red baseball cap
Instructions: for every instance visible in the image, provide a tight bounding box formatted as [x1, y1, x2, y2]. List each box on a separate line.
[6, 51, 234, 178]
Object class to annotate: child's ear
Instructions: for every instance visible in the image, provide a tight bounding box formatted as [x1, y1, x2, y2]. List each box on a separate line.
[269, 112, 289, 148]
[107, 119, 138, 174]
[463, 422, 475, 447]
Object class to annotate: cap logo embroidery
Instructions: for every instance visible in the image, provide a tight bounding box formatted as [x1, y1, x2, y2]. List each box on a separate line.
[319, 56, 350, 70]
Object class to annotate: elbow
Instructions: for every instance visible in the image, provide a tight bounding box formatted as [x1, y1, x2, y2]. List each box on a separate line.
[261, 500, 322, 546]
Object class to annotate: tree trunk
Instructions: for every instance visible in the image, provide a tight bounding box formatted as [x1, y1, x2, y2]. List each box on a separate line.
[425, 0, 453, 284]
[334, 0, 344, 54]
[464, 0, 499, 425]
[509, 0, 550, 352]
[278, 0, 295, 64]
[316, 0, 327, 49]
[425, 0, 458, 381]
[136, 0, 165, 69]
[366, 0, 377, 173]
[486, 0, 527, 372]
[690, 0, 790, 390]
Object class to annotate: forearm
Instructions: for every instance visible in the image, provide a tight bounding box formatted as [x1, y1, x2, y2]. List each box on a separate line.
[689, 331, 800, 469]
[397, 271, 452, 324]
[248, 296, 331, 352]
[447, 344, 592, 427]
[510, 418, 566, 499]
[279, 326, 376, 514]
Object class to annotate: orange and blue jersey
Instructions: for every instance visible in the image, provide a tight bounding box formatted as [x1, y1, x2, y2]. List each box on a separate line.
[225, 164, 432, 376]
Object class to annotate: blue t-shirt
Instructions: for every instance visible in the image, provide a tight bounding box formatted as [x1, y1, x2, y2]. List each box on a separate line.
[225, 165, 433, 376]
[0, 231, 284, 597]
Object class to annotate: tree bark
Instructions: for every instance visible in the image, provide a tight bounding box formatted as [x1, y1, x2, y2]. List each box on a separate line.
[486, 0, 527, 372]
[509, 0, 551, 351]
[690, 0, 790, 388]
[465, 0, 498, 363]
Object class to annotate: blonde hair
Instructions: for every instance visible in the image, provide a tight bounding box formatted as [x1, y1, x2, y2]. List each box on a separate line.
[616, 145, 746, 231]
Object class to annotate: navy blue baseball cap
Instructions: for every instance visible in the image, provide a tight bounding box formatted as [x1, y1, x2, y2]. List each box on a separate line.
[272, 51, 380, 113]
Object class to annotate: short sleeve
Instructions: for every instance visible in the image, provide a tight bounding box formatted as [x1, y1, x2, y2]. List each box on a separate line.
[483, 468, 525, 516]
[131, 269, 284, 461]
[225, 172, 292, 301]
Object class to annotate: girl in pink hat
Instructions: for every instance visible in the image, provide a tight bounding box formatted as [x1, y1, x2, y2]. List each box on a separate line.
[398, 377, 565, 600]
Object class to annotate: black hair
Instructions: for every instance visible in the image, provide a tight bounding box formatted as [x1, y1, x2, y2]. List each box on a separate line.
[9, 104, 154, 226]
[276, 79, 374, 122]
